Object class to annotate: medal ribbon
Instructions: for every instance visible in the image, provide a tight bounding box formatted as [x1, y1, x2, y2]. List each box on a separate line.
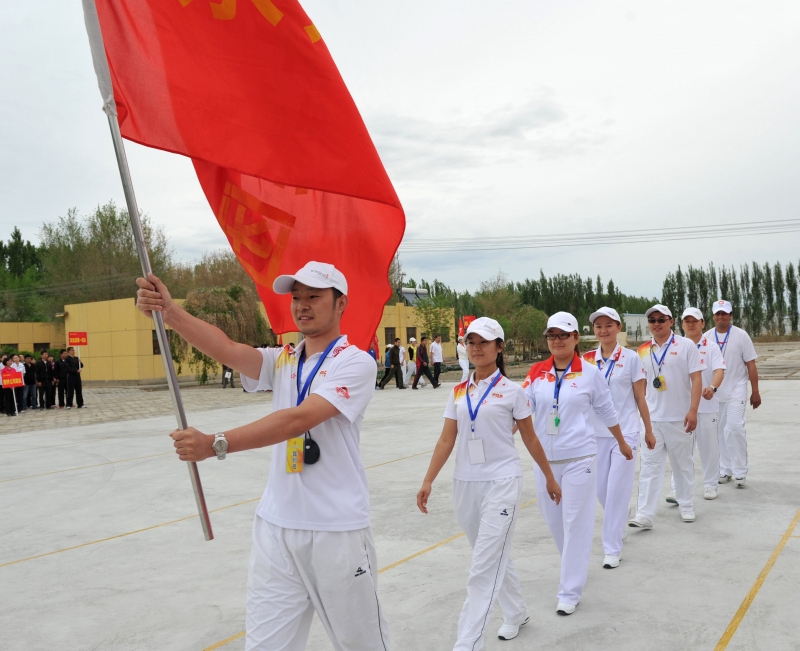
[466, 371, 503, 436]
[650, 335, 674, 376]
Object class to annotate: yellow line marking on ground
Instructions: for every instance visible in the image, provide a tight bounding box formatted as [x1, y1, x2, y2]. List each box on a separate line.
[364, 450, 433, 470]
[201, 499, 539, 650]
[714, 507, 800, 650]
[0, 452, 172, 483]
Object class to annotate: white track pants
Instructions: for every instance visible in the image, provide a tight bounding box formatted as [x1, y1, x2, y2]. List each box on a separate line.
[459, 360, 470, 384]
[671, 412, 720, 491]
[596, 437, 638, 557]
[452, 477, 526, 651]
[246, 517, 390, 651]
[535, 456, 596, 606]
[718, 399, 748, 478]
[403, 362, 413, 386]
[636, 421, 695, 521]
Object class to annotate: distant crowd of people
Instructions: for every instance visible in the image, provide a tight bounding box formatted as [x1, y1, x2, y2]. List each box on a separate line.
[372, 333, 448, 390]
[1, 347, 84, 417]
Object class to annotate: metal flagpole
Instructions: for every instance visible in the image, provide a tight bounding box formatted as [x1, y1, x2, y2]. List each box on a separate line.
[106, 115, 214, 541]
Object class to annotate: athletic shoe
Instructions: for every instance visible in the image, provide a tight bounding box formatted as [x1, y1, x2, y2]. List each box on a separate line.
[734, 477, 747, 488]
[628, 516, 653, 529]
[602, 555, 620, 569]
[556, 602, 577, 616]
[665, 491, 678, 505]
[704, 486, 718, 500]
[412, 387, 418, 390]
[681, 511, 696, 522]
[498, 616, 529, 641]
[719, 475, 732, 484]
[66, 406, 71, 410]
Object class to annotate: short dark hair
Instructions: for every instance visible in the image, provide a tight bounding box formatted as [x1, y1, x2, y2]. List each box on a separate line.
[67, 347, 74, 353]
[421, 336, 429, 341]
[60, 349, 66, 354]
[332, 288, 344, 301]
[41, 349, 48, 355]
[394, 338, 400, 343]
[25, 355, 33, 359]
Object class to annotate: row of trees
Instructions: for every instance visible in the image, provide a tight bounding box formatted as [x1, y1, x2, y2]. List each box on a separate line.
[661, 262, 800, 336]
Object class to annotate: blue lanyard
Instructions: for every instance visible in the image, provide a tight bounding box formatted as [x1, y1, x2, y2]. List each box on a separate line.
[552, 359, 573, 412]
[296, 337, 341, 406]
[465, 371, 503, 433]
[598, 346, 620, 381]
[715, 326, 731, 353]
[650, 335, 674, 373]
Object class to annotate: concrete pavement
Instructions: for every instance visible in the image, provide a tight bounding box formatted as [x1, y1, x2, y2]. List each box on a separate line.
[1, 378, 798, 650]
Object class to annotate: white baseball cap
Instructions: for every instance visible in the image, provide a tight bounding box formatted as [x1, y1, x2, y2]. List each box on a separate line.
[681, 307, 704, 321]
[409, 337, 416, 342]
[466, 317, 505, 341]
[712, 299, 733, 314]
[645, 304, 673, 318]
[272, 261, 348, 295]
[544, 311, 579, 334]
[589, 306, 621, 324]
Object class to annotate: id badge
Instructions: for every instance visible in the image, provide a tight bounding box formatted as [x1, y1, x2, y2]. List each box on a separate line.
[467, 438, 486, 465]
[286, 437, 304, 473]
[546, 413, 560, 435]
[657, 375, 667, 392]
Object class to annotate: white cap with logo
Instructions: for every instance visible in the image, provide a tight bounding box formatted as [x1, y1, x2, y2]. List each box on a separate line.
[645, 304, 673, 318]
[589, 306, 621, 324]
[272, 261, 348, 295]
[544, 311, 579, 334]
[466, 317, 505, 342]
[712, 299, 733, 314]
[681, 307, 704, 321]
[409, 337, 416, 342]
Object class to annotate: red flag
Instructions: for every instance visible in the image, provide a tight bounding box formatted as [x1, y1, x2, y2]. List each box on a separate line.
[87, 0, 404, 349]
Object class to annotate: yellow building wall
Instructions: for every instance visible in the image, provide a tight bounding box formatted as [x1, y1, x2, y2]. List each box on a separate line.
[0, 321, 64, 353]
[377, 303, 456, 358]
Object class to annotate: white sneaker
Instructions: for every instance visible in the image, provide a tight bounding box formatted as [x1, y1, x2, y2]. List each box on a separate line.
[681, 511, 696, 522]
[602, 555, 620, 569]
[628, 516, 653, 529]
[498, 616, 529, 641]
[704, 486, 718, 500]
[719, 474, 732, 484]
[665, 491, 678, 505]
[734, 477, 747, 488]
[556, 602, 577, 616]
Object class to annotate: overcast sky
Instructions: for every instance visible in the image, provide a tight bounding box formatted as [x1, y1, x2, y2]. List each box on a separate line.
[2, 1, 799, 299]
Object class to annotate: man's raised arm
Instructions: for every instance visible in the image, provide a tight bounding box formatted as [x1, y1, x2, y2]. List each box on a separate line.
[135, 272, 263, 379]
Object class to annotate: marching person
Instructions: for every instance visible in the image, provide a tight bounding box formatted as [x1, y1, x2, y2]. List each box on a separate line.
[54, 349, 69, 408]
[417, 317, 561, 648]
[431, 334, 444, 385]
[457, 335, 469, 383]
[583, 307, 653, 569]
[35, 350, 56, 410]
[377, 344, 393, 388]
[135, 261, 390, 651]
[65, 347, 84, 409]
[412, 335, 439, 389]
[523, 312, 631, 615]
[629, 305, 702, 528]
[705, 300, 760, 487]
[666, 308, 725, 502]
[379, 338, 406, 389]
[404, 337, 417, 386]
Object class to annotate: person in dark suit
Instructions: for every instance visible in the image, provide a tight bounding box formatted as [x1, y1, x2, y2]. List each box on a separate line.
[35, 351, 56, 409]
[412, 336, 439, 389]
[23, 355, 38, 409]
[54, 349, 69, 408]
[65, 347, 84, 409]
[379, 338, 407, 390]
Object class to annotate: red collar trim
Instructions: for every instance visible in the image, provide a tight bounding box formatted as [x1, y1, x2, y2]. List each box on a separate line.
[527, 352, 583, 378]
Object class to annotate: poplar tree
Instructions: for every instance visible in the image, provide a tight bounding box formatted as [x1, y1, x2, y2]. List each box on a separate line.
[786, 262, 798, 333]
[774, 262, 786, 335]
[763, 262, 775, 334]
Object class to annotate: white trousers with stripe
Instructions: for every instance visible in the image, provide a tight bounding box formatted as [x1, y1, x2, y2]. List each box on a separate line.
[718, 398, 748, 478]
[452, 477, 526, 651]
[636, 421, 695, 521]
[596, 436, 638, 556]
[535, 456, 597, 605]
[246, 517, 390, 651]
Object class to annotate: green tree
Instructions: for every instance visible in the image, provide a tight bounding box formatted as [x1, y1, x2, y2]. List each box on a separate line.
[414, 296, 453, 342]
[764, 262, 775, 334]
[509, 304, 548, 360]
[750, 262, 765, 336]
[773, 262, 786, 335]
[786, 262, 799, 333]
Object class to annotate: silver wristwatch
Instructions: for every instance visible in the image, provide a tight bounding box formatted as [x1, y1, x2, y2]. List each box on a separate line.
[212, 432, 228, 460]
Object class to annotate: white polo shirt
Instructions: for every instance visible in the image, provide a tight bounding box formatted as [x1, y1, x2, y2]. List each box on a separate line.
[444, 369, 531, 481]
[240, 336, 377, 532]
[523, 354, 618, 462]
[431, 341, 444, 363]
[457, 343, 468, 361]
[637, 335, 703, 422]
[582, 344, 646, 441]
[399, 346, 406, 365]
[694, 335, 726, 414]
[703, 325, 757, 402]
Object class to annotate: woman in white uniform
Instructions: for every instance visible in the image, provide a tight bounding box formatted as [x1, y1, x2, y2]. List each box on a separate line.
[417, 317, 561, 649]
[523, 312, 631, 615]
[583, 307, 653, 569]
[457, 335, 470, 383]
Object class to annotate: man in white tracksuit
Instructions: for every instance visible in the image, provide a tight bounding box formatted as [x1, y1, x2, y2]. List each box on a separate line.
[135, 261, 390, 651]
[704, 300, 761, 488]
[667, 308, 726, 502]
[629, 305, 703, 527]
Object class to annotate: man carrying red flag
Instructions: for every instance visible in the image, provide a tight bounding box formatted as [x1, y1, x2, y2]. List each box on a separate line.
[136, 261, 390, 650]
